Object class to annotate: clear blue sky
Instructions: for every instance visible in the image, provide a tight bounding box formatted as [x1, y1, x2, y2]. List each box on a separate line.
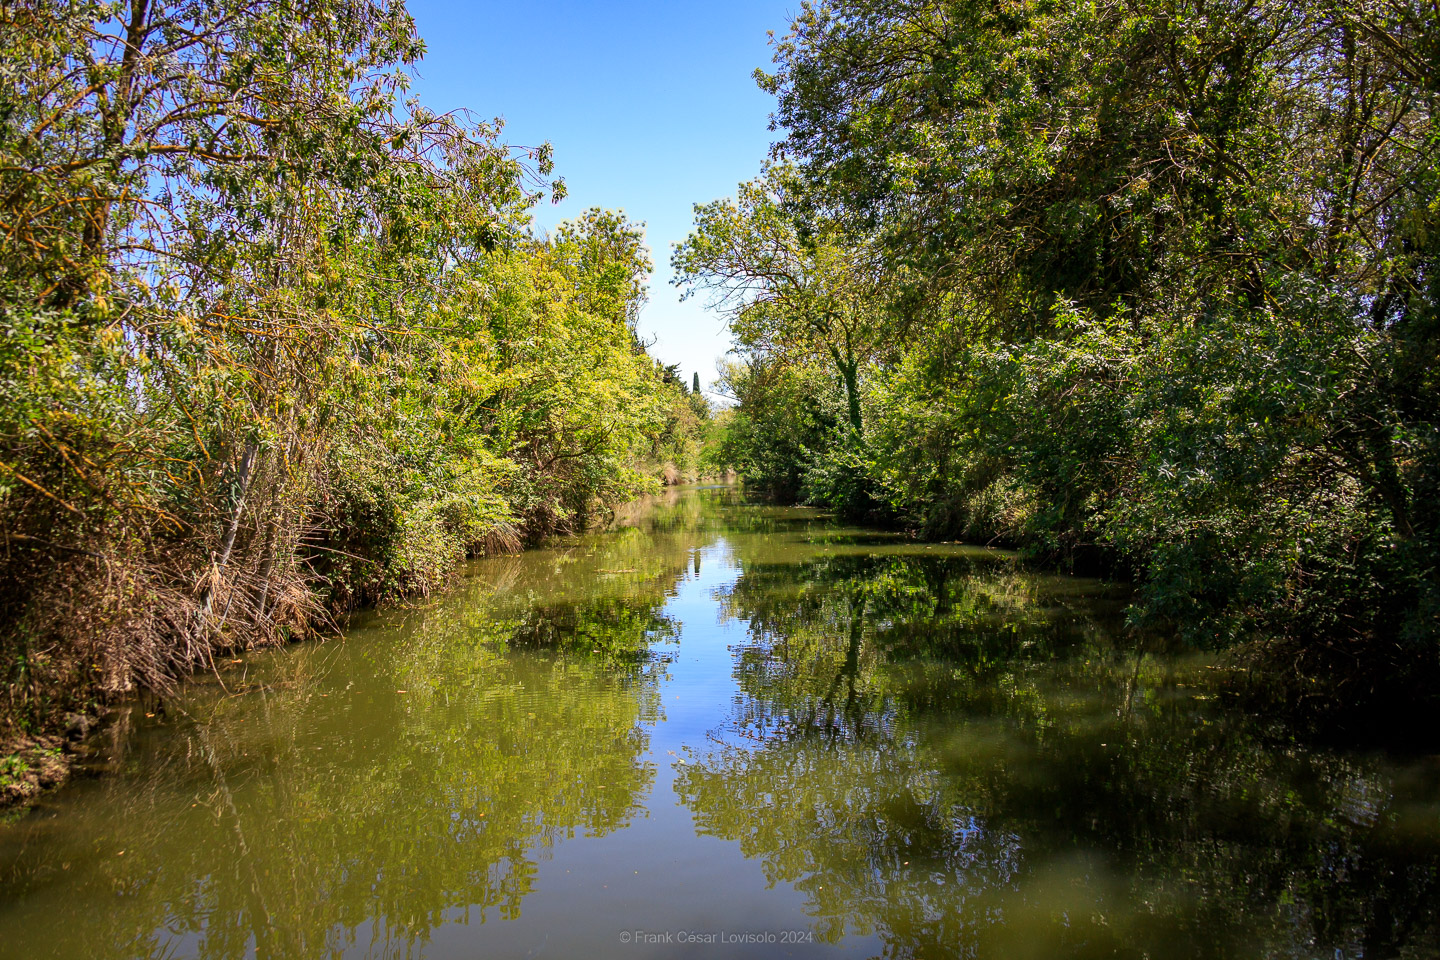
[406, 0, 792, 396]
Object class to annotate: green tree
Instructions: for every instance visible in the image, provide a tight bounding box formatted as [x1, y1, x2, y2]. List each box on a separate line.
[717, 0, 1439, 698]
[673, 166, 889, 435]
[0, 0, 706, 738]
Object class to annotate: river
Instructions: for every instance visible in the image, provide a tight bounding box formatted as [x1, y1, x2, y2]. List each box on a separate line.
[1, 485, 1437, 959]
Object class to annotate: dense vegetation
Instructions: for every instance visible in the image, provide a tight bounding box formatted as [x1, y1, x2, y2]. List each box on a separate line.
[679, 0, 1438, 716]
[0, 0, 709, 746]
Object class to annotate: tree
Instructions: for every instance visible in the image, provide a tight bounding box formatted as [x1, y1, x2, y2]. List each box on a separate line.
[0, 1, 704, 734]
[672, 165, 889, 434]
[712, 0, 1440, 695]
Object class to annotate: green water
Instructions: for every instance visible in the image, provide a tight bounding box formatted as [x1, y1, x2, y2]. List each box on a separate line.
[2, 486, 1438, 959]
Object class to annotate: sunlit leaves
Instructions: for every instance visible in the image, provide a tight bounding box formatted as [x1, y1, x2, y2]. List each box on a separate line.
[715, 0, 1440, 670]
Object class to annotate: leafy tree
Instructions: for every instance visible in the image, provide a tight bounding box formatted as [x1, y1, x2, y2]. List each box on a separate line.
[673, 165, 890, 434]
[709, 0, 1439, 704]
[0, 1, 705, 736]
[711, 356, 836, 500]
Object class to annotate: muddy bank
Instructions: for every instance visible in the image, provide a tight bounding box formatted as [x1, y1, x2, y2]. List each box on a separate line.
[0, 710, 103, 812]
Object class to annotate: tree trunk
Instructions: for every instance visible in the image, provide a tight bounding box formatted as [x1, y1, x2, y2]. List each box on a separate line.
[202, 444, 258, 615]
[840, 357, 862, 434]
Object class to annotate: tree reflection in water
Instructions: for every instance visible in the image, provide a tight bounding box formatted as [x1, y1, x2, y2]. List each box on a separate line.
[2, 491, 1437, 960]
[678, 548, 1440, 960]
[0, 498, 714, 960]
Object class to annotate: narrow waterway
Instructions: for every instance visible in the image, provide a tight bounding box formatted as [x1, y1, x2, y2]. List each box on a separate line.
[1, 486, 1437, 959]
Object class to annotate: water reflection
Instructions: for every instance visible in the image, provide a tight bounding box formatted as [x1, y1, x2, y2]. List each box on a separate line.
[0, 493, 722, 960]
[680, 542, 1440, 959]
[0, 487, 1437, 960]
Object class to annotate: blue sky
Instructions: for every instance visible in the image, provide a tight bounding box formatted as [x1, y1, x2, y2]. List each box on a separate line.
[406, 0, 793, 396]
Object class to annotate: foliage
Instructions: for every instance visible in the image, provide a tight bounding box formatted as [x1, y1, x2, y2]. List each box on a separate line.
[673, 164, 893, 434]
[0, 1, 705, 735]
[710, 357, 833, 501]
[693, 0, 1439, 707]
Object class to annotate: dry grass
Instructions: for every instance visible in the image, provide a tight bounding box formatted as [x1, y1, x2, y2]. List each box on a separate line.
[479, 520, 523, 558]
[2, 520, 325, 737]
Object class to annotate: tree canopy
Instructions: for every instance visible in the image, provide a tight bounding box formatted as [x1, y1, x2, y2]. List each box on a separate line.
[696, 0, 1439, 714]
[0, 0, 709, 738]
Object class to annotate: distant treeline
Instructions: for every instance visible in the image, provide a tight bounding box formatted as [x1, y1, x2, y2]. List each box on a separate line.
[0, 1, 711, 737]
[680, 0, 1437, 714]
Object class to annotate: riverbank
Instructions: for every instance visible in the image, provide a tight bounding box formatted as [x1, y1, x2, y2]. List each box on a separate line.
[9, 475, 1423, 820]
[0, 477, 733, 814]
[0, 735, 69, 813]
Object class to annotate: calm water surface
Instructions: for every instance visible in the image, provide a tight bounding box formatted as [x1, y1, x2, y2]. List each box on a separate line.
[2, 486, 1438, 959]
